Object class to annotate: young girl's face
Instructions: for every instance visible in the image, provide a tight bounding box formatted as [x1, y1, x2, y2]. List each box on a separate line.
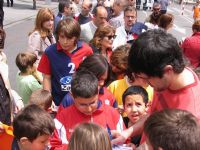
[124, 94, 146, 124]
[42, 16, 54, 31]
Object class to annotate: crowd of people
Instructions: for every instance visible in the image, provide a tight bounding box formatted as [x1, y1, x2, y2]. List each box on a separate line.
[1, 0, 200, 150]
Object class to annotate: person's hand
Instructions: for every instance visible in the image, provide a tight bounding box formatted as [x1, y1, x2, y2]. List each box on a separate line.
[14, 99, 24, 114]
[11, 90, 24, 114]
[0, 122, 5, 133]
[136, 142, 149, 150]
[117, 105, 124, 114]
[111, 129, 131, 145]
[126, 143, 137, 150]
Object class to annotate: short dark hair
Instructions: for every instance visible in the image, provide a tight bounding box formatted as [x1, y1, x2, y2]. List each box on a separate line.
[55, 18, 81, 41]
[15, 51, 37, 73]
[128, 29, 185, 77]
[58, 0, 71, 13]
[122, 86, 148, 106]
[71, 70, 98, 98]
[93, 6, 107, 17]
[78, 54, 108, 79]
[144, 109, 200, 150]
[13, 104, 55, 142]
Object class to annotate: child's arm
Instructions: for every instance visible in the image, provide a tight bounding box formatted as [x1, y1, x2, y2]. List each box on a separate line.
[32, 70, 43, 84]
[43, 74, 51, 92]
[111, 114, 150, 145]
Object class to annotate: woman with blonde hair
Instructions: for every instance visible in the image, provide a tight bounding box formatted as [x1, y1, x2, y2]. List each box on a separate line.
[90, 25, 116, 63]
[68, 122, 112, 150]
[28, 8, 56, 61]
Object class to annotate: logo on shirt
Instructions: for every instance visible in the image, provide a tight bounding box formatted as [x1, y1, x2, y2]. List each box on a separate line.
[105, 99, 110, 105]
[60, 76, 72, 91]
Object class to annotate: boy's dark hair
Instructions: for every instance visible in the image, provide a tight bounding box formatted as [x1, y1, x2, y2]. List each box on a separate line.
[55, 18, 81, 41]
[29, 89, 53, 111]
[128, 29, 185, 78]
[78, 54, 108, 79]
[144, 109, 200, 150]
[13, 104, 55, 142]
[122, 86, 148, 106]
[58, 0, 71, 13]
[0, 26, 5, 49]
[15, 52, 37, 73]
[71, 70, 98, 98]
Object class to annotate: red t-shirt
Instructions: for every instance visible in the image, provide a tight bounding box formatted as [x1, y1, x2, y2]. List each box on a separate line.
[150, 68, 200, 120]
[182, 32, 200, 68]
[140, 68, 200, 144]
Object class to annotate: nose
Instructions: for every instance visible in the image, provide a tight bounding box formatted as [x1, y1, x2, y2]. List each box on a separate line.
[85, 106, 93, 114]
[102, 19, 107, 24]
[131, 105, 137, 112]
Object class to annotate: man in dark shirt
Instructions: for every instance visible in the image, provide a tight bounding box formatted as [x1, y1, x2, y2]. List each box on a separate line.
[75, 0, 93, 25]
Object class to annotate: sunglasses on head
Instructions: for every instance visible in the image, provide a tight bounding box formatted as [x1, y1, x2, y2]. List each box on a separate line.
[107, 35, 117, 40]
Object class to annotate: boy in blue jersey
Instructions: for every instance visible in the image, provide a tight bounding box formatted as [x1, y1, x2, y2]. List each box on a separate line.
[38, 18, 93, 106]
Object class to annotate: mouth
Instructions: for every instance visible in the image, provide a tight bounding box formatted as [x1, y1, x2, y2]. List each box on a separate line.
[130, 114, 139, 121]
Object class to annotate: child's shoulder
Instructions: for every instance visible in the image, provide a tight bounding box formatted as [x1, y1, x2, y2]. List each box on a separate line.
[108, 78, 127, 88]
[78, 41, 93, 52]
[103, 104, 120, 115]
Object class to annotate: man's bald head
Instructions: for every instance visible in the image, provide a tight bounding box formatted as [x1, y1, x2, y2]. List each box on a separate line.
[93, 6, 108, 27]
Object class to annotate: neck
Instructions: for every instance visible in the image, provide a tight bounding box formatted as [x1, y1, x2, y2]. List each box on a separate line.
[93, 20, 98, 28]
[125, 26, 131, 32]
[20, 71, 31, 76]
[168, 68, 195, 90]
[81, 13, 89, 17]
[66, 45, 77, 53]
[101, 47, 107, 54]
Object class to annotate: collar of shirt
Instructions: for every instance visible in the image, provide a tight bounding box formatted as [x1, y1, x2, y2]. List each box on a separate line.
[99, 87, 104, 95]
[56, 40, 83, 55]
[193, 32, 200, 36]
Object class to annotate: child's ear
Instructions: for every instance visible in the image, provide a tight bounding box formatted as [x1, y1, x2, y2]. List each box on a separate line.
[19, 137, 29, 145]
[145, 102, 152, 112]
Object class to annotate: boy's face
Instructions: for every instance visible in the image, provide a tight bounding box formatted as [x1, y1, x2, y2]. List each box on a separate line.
[124, 94, 146, 124]
[58, 33, 76, 51]
[74, 95, 98, 115]
[136, 73, 170, 92]
[20, 134, 50, 150]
